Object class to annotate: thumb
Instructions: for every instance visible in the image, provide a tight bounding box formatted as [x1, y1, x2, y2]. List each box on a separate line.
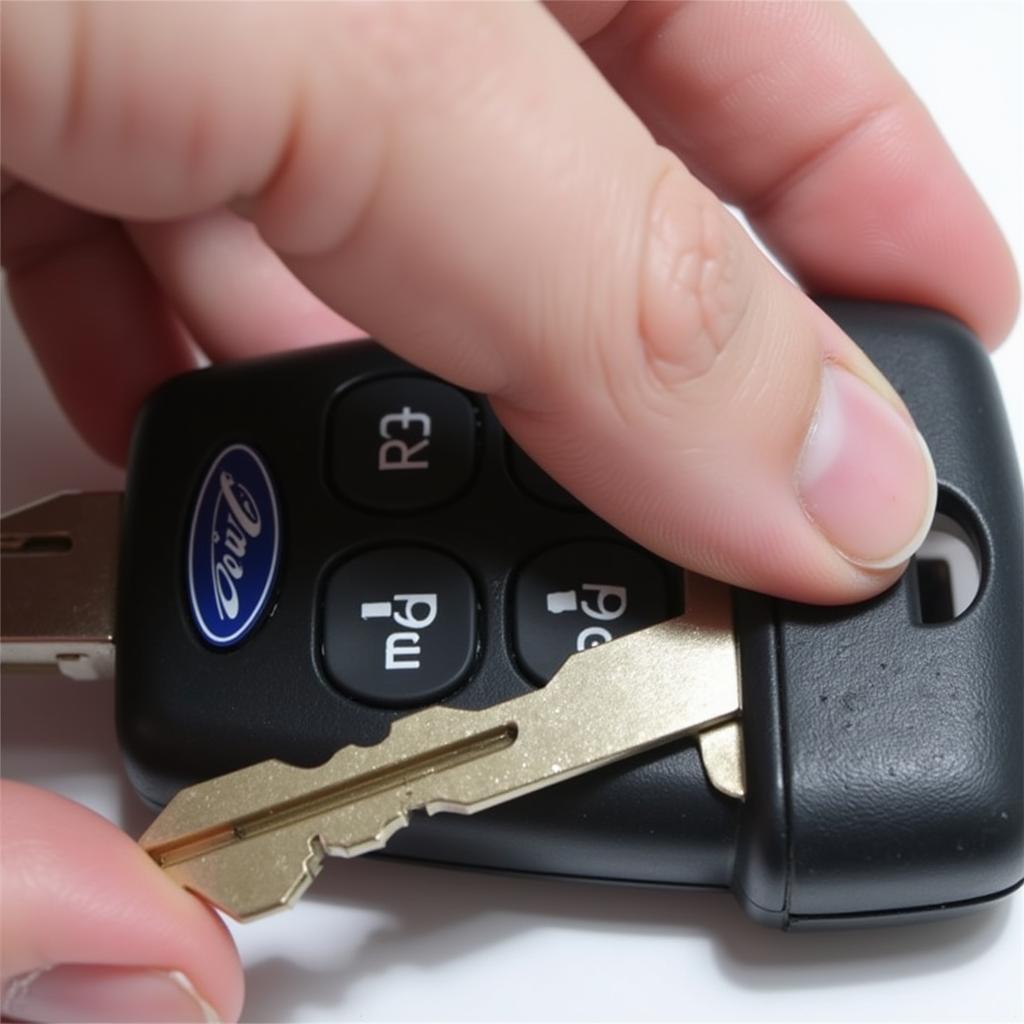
[1, 781, 243, 1023]
[488, 176, 938, 602]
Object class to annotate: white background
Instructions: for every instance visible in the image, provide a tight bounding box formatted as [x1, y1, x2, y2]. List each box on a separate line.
[2, 3, 1022, 1022]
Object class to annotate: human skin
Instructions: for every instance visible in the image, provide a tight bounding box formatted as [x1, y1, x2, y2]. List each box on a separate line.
[1, 3, 1017, 1021]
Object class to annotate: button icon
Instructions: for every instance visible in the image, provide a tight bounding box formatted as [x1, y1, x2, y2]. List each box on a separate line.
[545, 584, 628, 651]
[360, 593, 439, 669]
[378, 407, 432, 471]
[323, 547, 476, 707]
[513, 542, 675, 684]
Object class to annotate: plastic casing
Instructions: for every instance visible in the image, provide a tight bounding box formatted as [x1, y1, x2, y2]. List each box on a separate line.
[117, 302, 1023, 928]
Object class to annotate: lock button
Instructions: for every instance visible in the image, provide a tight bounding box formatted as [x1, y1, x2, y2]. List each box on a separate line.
[322, 546, 477, 707]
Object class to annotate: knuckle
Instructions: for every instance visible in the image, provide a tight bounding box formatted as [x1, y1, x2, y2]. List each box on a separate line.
[562, 159, 753, 438]
[634, 159, 751, 391]
[249, 4, 510, 258]
[517, 159, 756, 437]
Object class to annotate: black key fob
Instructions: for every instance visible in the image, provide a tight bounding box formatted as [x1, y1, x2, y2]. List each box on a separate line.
[115, 300, 1023, 929]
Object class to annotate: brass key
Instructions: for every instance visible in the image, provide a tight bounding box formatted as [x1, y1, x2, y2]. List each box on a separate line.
[140, 574, 741, 920]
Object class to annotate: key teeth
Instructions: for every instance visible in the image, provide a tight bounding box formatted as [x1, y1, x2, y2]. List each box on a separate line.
[322, 809, 411, 859]
[161, 826, 330, 922]
[225, 824, 383, 921]
[295, 833, 328, 899]
[247, 832, 328, 920]
[374, 809, 411, 850]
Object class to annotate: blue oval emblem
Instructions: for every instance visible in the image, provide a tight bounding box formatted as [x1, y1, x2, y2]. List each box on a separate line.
[187, 444, 280, 647]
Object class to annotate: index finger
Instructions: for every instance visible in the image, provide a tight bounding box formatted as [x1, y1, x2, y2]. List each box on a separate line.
[560, 0, 1019, 348]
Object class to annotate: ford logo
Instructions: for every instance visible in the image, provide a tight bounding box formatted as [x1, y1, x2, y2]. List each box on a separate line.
[187, 444, 281, 647]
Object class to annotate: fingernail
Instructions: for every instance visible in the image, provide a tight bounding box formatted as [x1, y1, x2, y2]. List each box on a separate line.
[798, 364, 937, 570]
[2, 965, 220, 1023]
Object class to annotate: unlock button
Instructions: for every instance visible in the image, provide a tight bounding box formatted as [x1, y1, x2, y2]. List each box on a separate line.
[322, 547, 477, 707]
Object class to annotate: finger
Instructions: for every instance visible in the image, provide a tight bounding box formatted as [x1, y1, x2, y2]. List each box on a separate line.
[557, 0, 1019, 348]
[0, 781, 243, 1023]
[1, 1, 936, 601]
[1, 189, 363, 465]
[128, 210, 367, 363]
[1, 180, 196, 464]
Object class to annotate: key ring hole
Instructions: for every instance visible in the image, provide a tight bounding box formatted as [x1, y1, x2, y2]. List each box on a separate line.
[911, 506, 983, 623]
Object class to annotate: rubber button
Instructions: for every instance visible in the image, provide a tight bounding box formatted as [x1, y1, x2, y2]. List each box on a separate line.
[323, 547, 477, 707]
[506, 440, 580, 510]
[329, 376, 477, 511]
[513, 542, 673, 684]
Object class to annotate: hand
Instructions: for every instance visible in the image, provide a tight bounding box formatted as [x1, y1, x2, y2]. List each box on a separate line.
[1, 3, 1017, 1021]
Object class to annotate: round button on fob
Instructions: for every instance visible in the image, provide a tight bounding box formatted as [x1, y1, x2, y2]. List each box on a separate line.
[513, 542, 676, 684]
[323, 547, 477, 707]
[328, 376, 477, 511]
[506, 441, 580, 510]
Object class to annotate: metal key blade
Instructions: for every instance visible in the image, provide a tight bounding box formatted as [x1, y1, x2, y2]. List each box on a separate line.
[140, 574, 740, 920]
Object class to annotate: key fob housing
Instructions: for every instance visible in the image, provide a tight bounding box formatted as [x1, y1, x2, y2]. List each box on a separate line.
[734, 302, 1024, 927]
[116, 302, 1023, 928]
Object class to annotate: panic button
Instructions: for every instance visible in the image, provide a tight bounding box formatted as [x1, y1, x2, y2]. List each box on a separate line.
[328, 376, 477, 511]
